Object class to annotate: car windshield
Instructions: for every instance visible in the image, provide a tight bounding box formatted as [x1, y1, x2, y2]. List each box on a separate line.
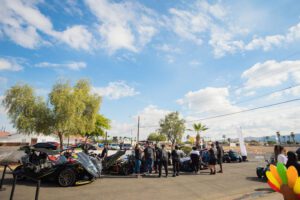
[76, 152, 101, 178]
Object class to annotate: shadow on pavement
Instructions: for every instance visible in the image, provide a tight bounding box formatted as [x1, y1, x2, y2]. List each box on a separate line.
[246, 176, 266, 183]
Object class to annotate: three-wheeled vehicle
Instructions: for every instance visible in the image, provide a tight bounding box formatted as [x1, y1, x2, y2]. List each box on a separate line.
[13, 146, 101, 187]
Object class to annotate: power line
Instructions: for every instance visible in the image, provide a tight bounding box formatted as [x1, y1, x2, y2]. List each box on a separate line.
[187, 98, 300, 122]
[140, 98, 300, 128]
[233, 83, 300, 105]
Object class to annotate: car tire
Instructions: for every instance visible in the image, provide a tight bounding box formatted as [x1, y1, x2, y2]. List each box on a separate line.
[58, 168, 76, 187]
[14, 165, 26, 181]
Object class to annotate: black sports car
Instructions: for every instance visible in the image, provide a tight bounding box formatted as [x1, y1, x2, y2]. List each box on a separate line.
[223, 150, 242, 163]
[14, 146, 101, 187]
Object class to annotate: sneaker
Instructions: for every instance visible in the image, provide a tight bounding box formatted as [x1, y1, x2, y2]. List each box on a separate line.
[172, 174, 176, 177]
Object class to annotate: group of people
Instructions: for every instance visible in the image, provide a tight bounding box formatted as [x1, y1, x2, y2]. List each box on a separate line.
[274, 145, 300, 174]
[134, 141, 225, 178]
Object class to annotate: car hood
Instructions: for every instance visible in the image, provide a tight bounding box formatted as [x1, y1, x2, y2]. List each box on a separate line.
[76, 152, 101, 178]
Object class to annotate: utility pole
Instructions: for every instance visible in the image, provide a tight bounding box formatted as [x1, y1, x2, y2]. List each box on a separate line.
[137, 116, 140, 143]
[105, 131, 108, 142]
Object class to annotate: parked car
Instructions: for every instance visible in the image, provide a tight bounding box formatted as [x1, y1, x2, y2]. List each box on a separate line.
[98, 143, 104, 148]
[73, 143, 97, 151]
[110, 144, 120, 150]
[33, 142, 60, 150]
[122, 144, 132, 150]
[14, 146, 101, 187]
[223, 150, 242, 163]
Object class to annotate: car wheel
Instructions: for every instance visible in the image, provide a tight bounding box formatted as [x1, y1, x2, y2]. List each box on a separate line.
[14, 165, 26, 181]
[58, 168, 76, 187]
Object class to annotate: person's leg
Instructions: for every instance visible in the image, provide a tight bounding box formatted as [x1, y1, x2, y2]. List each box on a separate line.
[149, 158, 153, 174]
[158, 161, 162, 177]
[172, 160, 176, 176]
[196, 160, 199, 173]
[176, 161, 180, 175]
[218, 159, 223, 173]
[213, 164, 216, 174]
[154, 160, 158, 173]
[164, 160, 168, 177]
[209, 165, 213, 174]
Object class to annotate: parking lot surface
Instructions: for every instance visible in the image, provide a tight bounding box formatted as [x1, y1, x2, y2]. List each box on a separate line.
[0, 159, 283, 200]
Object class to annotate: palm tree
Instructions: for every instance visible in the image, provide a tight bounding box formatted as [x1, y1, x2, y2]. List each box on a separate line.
[193, 123, 208, 148]
[276, 131, 281, 144]
[291, 132, 296, 144]
[282, 136, 286, 144]
[222, 135, 226, 143]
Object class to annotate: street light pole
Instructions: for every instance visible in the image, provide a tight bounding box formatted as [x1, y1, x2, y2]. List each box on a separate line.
[137, 116, 140, 143]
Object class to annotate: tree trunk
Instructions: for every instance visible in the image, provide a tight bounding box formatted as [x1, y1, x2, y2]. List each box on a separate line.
[83, 135, 89, 154]
[58, 132, 63, 150]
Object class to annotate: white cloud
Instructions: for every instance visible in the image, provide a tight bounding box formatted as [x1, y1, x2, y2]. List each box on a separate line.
[58, 26, 93, 51]
[0, 58, 23, 71]
[0, 0, 93, 50]
[35, 61, 87, 71]
[245, 22, 300, 51]
[177, 87, 241, 116]
[93, 81, 139, 100]
[155, 44, 181, 53]
[242, 60, 300, 90]
[108, 105, 170, 139]
[85, 0, 159, 53]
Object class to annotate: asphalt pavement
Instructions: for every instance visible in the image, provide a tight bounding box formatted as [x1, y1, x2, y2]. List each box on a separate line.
[0, 159, 283, 200]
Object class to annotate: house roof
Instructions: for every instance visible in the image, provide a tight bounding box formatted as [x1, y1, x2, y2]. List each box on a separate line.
[0, 131, 10, 137]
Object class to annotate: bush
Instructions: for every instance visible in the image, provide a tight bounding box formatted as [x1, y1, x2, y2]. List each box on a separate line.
[181, 146, 192, 155]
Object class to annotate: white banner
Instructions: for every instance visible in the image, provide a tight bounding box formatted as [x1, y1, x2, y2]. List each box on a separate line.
[238, 128, 247, 156]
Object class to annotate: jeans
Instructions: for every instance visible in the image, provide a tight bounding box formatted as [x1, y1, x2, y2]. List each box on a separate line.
[172, 159, 180, 175]
[146, 158, 153, 173]
[135, 159, 141, 174]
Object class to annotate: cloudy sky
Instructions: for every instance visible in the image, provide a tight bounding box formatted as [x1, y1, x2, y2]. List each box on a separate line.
[1, 0, 300, 140]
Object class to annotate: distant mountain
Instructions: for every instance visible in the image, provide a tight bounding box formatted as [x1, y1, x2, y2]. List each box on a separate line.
[244, 133, 300, 143]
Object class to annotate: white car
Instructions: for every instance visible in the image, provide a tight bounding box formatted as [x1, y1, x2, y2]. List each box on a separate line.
[110, 143, 120, 150]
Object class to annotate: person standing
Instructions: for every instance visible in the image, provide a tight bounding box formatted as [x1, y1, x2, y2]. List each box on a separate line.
[171, 145, 180, 177]
[100, 143, 109, 159]
[208, 147, 217, 175]
[158, 144, 168, 177]
[190, 146, 200, 174]
[154, 144, 160, 173]
[144, 141, 155, 174]
[215, 141, 224, 173]
[134, 144, 142, 177]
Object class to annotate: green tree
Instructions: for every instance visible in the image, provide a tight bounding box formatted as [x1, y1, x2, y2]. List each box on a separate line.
[84, 114, 111, 144]
[147, 132, 166, 143]
[193, 123, 208, 148]
[3, 79, 101, 148]
[159, 112, 185, 147]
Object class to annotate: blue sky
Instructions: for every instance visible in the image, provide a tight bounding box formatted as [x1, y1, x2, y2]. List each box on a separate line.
[1, 0, 300, 140]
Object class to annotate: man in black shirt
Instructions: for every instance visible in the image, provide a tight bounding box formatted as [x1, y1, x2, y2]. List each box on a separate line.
[158, 144, 168, 177]
[171, 145, 180, 177]
[216, 141, 224, 173]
